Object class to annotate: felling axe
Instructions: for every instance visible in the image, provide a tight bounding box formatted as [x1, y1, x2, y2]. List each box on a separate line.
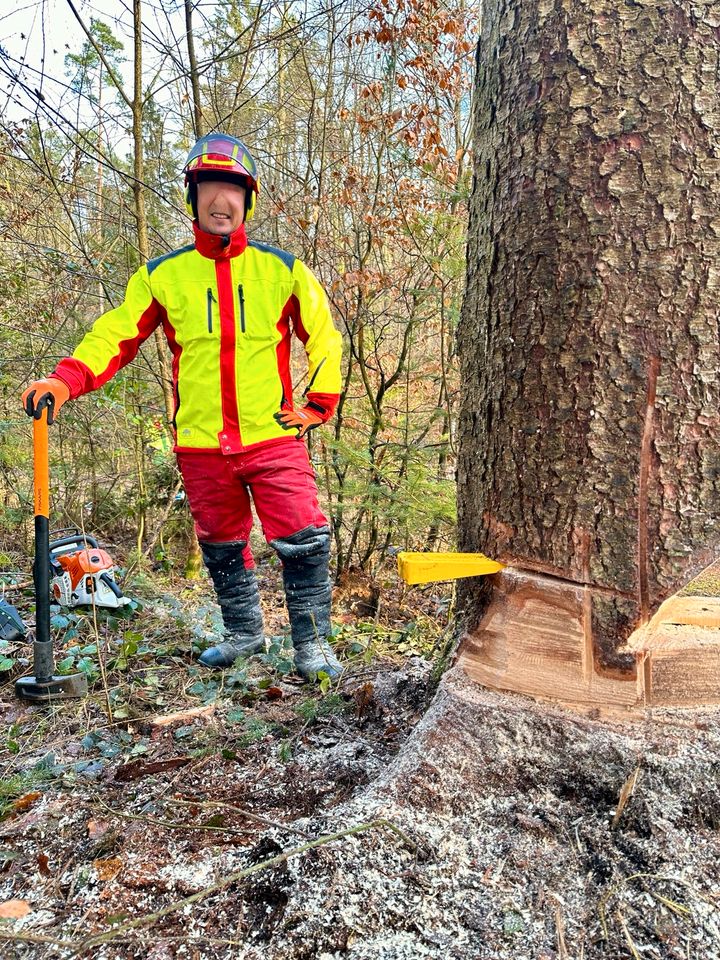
[15, 406, 88, 701]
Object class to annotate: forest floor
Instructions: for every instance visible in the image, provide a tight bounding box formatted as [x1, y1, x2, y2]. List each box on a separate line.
[0, 557, 718, 959]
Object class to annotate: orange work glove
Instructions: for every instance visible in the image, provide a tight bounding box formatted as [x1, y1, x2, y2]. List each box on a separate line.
[274, 406, 324, 439]
[21, 377, 70, 425]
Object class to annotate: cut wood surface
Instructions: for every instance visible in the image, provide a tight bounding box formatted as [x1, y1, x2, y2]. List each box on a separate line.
[459, 568, 720, 711]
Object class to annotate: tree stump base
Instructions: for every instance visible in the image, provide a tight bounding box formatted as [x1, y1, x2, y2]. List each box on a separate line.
[457, 570, 720, 713]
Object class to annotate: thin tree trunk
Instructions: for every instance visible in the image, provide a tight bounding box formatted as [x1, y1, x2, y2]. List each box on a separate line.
[185, 0, 203, 138]
[96, 61, 104, 306]
[132, 0, 174, 426]
[458, 0, 720, 672]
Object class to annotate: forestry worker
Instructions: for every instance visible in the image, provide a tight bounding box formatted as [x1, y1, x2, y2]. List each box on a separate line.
[20, 132, 344, 681]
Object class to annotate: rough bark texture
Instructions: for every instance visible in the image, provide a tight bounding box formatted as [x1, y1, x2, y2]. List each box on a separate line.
[458, 0, 720, 666]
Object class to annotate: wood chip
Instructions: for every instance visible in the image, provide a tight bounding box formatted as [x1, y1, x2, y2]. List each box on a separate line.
[151, 705, 216, 728]
[0, 899, 31, 919]
[611, 766, 641, 829]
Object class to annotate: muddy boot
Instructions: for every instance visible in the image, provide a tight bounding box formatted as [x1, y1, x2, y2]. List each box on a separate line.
[198, 540, 266, 667]
[271, 526, 342, 681]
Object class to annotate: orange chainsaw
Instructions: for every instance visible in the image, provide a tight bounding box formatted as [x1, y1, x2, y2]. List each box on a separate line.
[49, 529, 131, 609]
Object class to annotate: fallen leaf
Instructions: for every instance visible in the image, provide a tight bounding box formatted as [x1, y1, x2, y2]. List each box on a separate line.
[37, 853, 52, 877]
[93, 856, 123, 881]
[114, 756, 191, 782]
[87, 819, 110, 841]
[202, 813, 225, 828]
[0, 803, 65, 838]
[354, 681, 375, 719]
[12, 792, 42, 813]
[0, 899, 31, 918]
[266, 686, 283, 700]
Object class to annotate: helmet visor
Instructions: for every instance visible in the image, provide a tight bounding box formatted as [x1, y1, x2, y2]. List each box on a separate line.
[184, 134, 257, 187]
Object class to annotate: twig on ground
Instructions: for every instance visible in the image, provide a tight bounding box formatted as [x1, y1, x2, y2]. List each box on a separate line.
[0, 930, 74, 949]
[553, 899, 570, 960]
[70, 818, 417, 955]
[89, 596, 112, 725]
[615, 908, 641, 959]
[94, 796, 254, 838]
[172, 796, 315, 839]
[599, 871, 705, 942]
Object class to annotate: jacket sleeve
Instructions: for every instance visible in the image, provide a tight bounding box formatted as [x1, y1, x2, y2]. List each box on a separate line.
[291, 259, 343, 421]
[51, 265, 162, 399]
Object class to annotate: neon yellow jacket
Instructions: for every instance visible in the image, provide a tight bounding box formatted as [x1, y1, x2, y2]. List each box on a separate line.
[52, 223, 343, 453]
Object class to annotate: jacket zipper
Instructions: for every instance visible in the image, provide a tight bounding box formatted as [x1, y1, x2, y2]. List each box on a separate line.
[303, 357, 326, 396]
[238, 284, 246, 333]
[206, 288, 216, 333]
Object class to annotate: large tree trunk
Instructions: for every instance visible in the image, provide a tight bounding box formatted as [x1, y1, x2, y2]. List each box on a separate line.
[458, 0, 720, 685]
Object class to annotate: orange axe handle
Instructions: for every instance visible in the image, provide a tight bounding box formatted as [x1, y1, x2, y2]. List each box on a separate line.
[34, 412, 50, 519]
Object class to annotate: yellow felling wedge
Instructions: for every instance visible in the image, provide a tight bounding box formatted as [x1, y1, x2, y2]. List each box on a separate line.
[397, 551, 505, 585]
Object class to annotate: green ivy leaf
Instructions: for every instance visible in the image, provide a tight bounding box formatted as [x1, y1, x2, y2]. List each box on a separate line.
[56, 655, 75, 673]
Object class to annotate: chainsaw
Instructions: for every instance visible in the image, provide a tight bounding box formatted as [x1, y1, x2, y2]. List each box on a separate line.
[49, 528, 131, 609]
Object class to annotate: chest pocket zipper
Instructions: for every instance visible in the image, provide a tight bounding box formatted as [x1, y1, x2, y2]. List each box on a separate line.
[206, 288, 216, 333]
[238, 284, 246, 333]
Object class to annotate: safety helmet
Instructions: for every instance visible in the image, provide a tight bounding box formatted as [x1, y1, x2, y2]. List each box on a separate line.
[183, 133, 259, 222]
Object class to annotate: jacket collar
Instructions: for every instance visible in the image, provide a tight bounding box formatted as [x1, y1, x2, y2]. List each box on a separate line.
[193, 220, 248, 260]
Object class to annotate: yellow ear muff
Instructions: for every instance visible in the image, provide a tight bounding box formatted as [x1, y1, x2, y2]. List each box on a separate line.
[245, 182, 257, 222]
[183, 177, 195, 218]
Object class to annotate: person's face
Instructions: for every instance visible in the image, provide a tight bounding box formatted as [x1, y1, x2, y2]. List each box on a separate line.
[196, 178, 247, 235]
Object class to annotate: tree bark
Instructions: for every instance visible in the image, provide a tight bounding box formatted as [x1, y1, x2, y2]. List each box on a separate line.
[458, 0, 720, 671]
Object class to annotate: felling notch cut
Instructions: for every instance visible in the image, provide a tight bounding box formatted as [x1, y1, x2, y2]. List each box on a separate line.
[397, 552, 504, 585]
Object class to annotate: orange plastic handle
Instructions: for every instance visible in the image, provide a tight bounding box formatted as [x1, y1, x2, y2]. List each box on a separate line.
[33, 410, 50, 518]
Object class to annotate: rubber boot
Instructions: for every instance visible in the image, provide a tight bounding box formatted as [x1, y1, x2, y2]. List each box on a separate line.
[198, 540, 266, 667]
[271, 525, 342, 681]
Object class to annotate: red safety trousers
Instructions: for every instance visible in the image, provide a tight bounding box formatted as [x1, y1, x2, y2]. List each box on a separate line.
[177, 438, 328, 566]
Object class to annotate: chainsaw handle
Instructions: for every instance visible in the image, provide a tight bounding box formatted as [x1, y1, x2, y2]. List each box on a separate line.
[49, 533, 100, 553]
[100, 572, 124, 599]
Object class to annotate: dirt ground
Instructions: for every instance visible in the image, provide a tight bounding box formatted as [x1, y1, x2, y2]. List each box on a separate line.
[0, 562, 719, 959]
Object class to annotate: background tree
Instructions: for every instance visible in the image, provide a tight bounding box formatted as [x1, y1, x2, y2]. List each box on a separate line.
[0, 0, 477, 580]
[458, 0, 720, 675]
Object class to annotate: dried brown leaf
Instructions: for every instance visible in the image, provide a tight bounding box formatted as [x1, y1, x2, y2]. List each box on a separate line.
[93, 856, 123, 882]
[12, 791, 42, 813]
[354, 681, 375, 719]
[114, 757, 191, 782]
[87, 818, 110, 841]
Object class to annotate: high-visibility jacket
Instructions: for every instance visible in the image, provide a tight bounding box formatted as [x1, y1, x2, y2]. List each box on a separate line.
[52, 222, 343, 454]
